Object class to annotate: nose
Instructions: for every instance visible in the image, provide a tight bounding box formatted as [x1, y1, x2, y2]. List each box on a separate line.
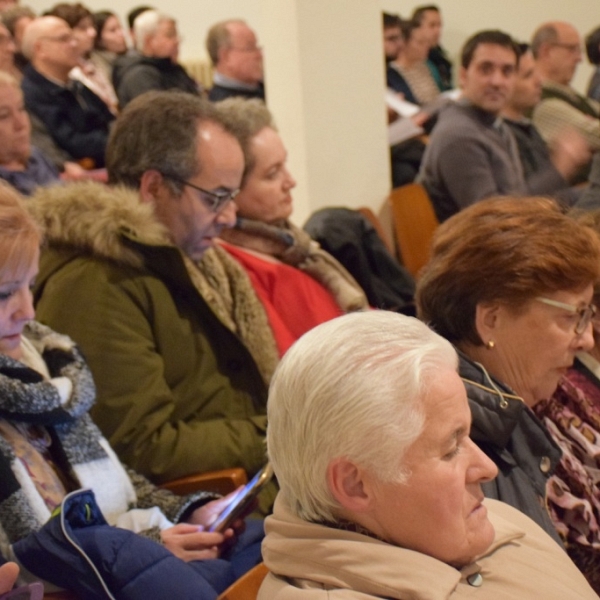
[283, 167, 296, 191]
[215, 199, 238, 228]
[465, 437, 498, 484]
[577, 321, 595, 352]
[15, 287, 35, 322]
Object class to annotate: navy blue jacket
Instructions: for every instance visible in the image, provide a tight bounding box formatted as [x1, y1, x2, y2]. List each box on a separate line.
[22, 65, 114, 168]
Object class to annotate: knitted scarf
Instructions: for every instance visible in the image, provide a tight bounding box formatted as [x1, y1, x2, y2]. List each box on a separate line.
[220, 218, 369, 313]
[0, 321, 136, 551]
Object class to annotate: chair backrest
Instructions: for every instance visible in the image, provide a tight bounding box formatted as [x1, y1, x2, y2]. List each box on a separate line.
[388, 183, 439, 279]
[217, 563, 269, 600]
[357, 207, 394, 255]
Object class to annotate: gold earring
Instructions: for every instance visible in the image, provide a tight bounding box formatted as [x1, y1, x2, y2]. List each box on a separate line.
[486, 340, 495, 349]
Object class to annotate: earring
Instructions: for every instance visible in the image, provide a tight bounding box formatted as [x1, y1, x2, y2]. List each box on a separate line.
[486, 340, 495, 349]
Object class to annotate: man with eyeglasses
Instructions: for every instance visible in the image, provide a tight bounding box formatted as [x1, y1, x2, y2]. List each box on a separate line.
[20, 16, 114, 168]
[113, 10, 199, 109]
[531, 21, 600, 177]
[206, 19, 265, 103]
[31, 90, 277, 512]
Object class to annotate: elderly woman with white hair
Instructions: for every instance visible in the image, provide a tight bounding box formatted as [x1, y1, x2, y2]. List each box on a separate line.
[262, 311, 598, 599]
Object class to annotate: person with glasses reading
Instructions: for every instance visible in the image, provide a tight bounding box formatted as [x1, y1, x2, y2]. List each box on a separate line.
[416, 196, 600, 592]
[31, 90, 278, 514]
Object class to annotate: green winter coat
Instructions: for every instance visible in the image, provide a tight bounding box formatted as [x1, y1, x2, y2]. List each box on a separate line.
[30, 182, 271, 499]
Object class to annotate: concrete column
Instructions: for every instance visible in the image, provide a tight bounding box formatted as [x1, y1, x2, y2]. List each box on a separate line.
[259, 0, 391, 226]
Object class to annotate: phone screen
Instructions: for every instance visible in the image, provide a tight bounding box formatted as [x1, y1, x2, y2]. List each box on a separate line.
[208, 463, 273, 532]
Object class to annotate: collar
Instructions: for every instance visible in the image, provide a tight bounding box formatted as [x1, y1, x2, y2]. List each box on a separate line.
[455, 98, 500, 126]
[213, 71, 260, 91]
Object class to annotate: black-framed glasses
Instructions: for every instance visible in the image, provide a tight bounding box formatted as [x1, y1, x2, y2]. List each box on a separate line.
[536, 296, 597, 335]
[161, 174, 239, 213]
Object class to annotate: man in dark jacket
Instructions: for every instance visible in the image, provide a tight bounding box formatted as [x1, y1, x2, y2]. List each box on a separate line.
[20, 16, 114, 168]
[205, 19, 265, 103]
[113, 10, 198, 108]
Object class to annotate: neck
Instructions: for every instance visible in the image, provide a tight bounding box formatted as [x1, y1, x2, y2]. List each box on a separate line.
[398, 54, 419, 69]
[501, 104, 524, 121]
[32, 59, 70, 84]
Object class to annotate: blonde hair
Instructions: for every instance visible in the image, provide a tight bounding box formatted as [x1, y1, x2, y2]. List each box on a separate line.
[0, 183, 42, 279]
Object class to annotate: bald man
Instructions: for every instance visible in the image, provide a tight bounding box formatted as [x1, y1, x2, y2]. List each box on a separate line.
[531, 21, 600, 169]
[21, 16, 114, 167]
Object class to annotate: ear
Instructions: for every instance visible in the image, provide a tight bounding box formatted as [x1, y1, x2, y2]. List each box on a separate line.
[327, 457, 372, 515]
[458, 65, 467, 90]
[474, 301, 501, 343]
[139, 170, 164, 204]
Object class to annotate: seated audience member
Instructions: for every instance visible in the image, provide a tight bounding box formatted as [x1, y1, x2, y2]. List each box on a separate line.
[419, 30, 574, 222]
[393, 19, 443, 106]
[383, 12, 417, 103]
[31, 92, 277, 512]
[0, 184, 263, 599]
[416, 196, 600, 591]
[90, 10, 127, 85]
[502, 43, 589, 203]
[216, 98, 368, 356]
[113, 10, 198, 109]
[382, 13, 428, 187]
[21, 16, 114, 168]
[126, 4, 152, 49]
[206, 19, 265, 102]
[586, 26, 600, 102]
[261, 311, 598, 599]
[412, 4, 452, 90]
[1, 5, 35, 74]
[0, 72, 58, 194]
[46, 2, 118, 114]
[532, 21, 600, 159]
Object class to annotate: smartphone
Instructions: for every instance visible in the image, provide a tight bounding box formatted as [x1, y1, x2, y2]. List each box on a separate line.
[208, 463, 274, 532]
[0, 583, 43, 600]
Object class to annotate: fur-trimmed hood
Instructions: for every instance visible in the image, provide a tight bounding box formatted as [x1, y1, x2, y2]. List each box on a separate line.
[28, 180, 171, 270]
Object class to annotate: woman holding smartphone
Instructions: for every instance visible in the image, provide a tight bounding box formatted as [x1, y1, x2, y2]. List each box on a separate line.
[0, 184, 262, 598]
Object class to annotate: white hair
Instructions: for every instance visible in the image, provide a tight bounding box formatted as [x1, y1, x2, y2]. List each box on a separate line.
[266, 311, 458, 524]
[133, 10, 173, 52]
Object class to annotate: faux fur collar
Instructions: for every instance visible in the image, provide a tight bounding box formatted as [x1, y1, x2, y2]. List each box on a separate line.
[28, 181, 172, 269]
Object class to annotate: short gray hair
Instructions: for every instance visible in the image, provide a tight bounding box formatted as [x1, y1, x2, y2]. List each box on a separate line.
[266, 311, 457, 523]
[205, 19, 245, 66]
[133, 9, 173, 53]
[531, 23, 558, 58]
[216, 98, 274, 184]
[106, 90, 226, 194]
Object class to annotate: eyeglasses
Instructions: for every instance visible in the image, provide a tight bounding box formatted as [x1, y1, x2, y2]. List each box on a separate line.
[161, 174, 239, 213]
[551, 42, 582, 54]
[536, 296, 597, 335]
[229, 45, 262, 53]
[40, 34, 76, 44]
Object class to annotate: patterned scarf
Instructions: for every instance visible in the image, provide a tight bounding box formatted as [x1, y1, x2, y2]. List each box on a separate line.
[0, 321, 136, 550]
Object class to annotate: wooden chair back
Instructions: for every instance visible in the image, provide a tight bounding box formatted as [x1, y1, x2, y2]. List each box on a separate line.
[217, 563, 269, 600]
[388, 183, 439, 278]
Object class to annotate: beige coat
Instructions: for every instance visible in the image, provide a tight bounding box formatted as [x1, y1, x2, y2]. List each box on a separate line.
[260, 495, 599, 599]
